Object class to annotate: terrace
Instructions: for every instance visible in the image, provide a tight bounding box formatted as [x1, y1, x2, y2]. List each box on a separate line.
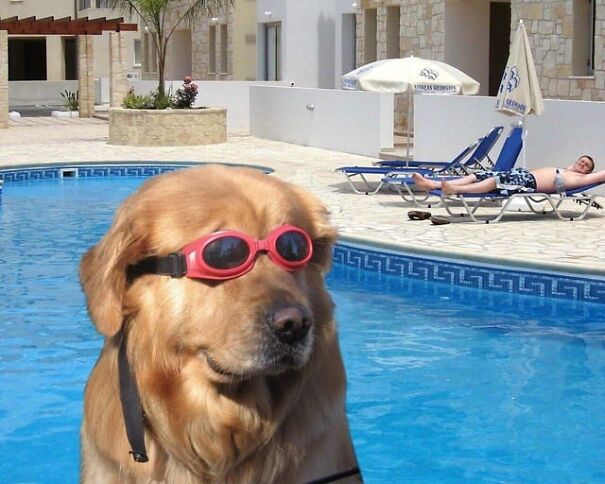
[1, 116, 604, 280]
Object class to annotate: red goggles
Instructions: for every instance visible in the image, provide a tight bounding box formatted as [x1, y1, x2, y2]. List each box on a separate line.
[128, 224, 314, 281]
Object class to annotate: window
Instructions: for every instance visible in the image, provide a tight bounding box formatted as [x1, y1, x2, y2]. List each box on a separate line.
[146, 33, 157, 73]
[572, 0, 596, 75]
[265, 23, 281, 81]
[341, 13, 357, 75]
[133, 39, 142, 67]
[209, 25, 217, 73]
[78, 0, 109, 9]
[220, 24, 228, 73]
[364, 8, 377, 63]
[386, 7, 400, 58]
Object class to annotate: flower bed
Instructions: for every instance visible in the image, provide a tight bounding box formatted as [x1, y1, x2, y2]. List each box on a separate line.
[108, 107, 227, 146]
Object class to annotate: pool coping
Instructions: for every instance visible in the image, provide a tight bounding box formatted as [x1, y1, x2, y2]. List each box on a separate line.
[339, 233, 605, 278]
[1, 161, 604, 303]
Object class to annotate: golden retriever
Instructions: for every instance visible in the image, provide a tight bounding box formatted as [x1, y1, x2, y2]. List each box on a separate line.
[80, 165, 360, 483]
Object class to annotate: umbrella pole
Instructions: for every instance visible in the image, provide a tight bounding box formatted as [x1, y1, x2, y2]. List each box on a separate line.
[406, 90, 412, 166]
[521, 115, 527, 169]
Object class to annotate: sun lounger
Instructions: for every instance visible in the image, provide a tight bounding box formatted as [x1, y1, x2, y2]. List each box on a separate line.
[335, 126, 503, 195]
[383, 125, 522, 207]
[430, 182, 605, 223]
[374, 125, 503, 171]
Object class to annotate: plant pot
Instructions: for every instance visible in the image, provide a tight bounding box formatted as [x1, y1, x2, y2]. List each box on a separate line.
[52, 111, 79, 118]
[108, 107, 227, 146]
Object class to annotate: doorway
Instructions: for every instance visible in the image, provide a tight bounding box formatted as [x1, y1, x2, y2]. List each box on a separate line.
[489, 2, 511, 96]
[63, 37, 77, 80]
[9, 38, 47, 80]
[265, 22, 281, 81]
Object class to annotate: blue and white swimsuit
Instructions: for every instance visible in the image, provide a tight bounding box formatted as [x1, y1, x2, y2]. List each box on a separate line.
[474, 168, 537, 196]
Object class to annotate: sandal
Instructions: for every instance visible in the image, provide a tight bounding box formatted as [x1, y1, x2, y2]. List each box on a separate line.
[430, 215, 451, 225]
[408, 210, 431, 221]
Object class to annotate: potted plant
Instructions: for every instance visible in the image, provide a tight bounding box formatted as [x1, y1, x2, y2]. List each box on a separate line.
[108, 0, 231, 146]
[52, 89, 79, 118]
[110, 76, 226, 146]
[109, 0, 232, 99]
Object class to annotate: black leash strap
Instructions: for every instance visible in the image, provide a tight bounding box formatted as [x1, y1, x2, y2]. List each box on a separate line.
[118, 329, 149, 463]
[117, 328, 360, 478]
[305, 466, 362, 484]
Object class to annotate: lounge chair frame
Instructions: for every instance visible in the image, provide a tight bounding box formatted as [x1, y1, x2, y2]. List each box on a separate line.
[336, 126, 503, 195]
[384, 125, 521, 207]
[434, 188, 599, 224]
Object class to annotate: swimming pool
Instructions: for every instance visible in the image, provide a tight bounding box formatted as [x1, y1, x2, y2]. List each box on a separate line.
[1, 173, 605, 483]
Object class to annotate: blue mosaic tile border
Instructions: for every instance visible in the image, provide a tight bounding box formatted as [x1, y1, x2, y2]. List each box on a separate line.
[2, 164, 603, 303]
[334, 243, 605, 303]
[0, 164, 187, 183]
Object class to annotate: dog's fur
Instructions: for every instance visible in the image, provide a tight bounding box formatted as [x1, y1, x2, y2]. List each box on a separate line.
[80, 166, 359, 483]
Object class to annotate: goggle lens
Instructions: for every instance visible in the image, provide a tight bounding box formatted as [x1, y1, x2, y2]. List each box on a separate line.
[276, 231, 310, 262]
[203, 236, 250, 269]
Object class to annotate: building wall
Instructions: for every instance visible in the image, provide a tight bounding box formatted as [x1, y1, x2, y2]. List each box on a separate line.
[179, 0, 256, 81]
[234, 0, 257, 80]
[511, 0, 605, 101]
[0, 2, 140, 81]
[257, 0, 356, 88]
[356, 0, 605, 132]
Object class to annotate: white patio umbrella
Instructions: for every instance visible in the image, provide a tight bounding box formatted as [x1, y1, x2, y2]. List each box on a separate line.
[342, 56, 480, 161]
[496, 19, 544, 168]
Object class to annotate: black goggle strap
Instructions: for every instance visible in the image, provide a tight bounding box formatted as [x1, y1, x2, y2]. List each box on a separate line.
[118, 327, 149, 463]
[127, 252, 187, 282]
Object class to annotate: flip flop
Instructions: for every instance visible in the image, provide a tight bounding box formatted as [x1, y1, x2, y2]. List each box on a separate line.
[430, 216, 451, 225]
[408, 210, 431, 221]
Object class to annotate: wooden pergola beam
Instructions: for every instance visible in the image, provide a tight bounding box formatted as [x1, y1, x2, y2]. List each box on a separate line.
[0, 16, 138, 35]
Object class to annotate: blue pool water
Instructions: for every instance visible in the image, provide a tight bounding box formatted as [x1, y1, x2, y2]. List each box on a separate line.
[1, 176, 605, 483]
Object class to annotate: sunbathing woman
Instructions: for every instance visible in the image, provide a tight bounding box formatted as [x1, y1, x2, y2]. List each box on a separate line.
[411, 155, 601, 195]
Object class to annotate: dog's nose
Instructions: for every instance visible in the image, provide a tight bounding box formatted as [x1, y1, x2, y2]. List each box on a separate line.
[270, 305, 312, 345]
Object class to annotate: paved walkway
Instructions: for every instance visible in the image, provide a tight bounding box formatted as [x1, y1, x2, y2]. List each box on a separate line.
[1, 117, 604, 276]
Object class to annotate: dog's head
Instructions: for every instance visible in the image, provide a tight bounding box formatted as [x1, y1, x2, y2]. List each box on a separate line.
[80, 165, 337, 383]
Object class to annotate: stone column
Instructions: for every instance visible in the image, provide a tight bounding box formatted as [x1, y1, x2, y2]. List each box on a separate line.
[78, 35, 95, 118]
[376, 6, 388, 60]
[110, 32, 130, 107]
[0, 30, 8, 129]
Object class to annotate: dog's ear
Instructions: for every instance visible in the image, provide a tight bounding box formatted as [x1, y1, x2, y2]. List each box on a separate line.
[80, 203, 146, 337]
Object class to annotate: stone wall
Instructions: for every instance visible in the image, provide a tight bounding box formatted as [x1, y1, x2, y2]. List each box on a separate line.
[0, 30, 8, 129]
[191, 8, 234, 80]
[78, 35, 95, 118]
[110, 32, 130, 107]
[109, 108, 227, 146]
[512, 0, 605, 101]
[357, 1, 447, 133]
[358, 0, 605, 133]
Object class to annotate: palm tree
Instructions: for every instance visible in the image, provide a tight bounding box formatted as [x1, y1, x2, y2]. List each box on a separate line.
[110, 0, 233, 98]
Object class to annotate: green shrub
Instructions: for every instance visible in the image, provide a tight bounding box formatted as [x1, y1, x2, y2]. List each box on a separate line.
[60, 89, 79, 111]
[122, 89, 155, 109]
[122, 87, 178, 110]
[152, 90, 173, 110]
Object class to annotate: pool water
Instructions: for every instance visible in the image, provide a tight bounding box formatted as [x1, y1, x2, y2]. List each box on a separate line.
[1, 176, 605, 483]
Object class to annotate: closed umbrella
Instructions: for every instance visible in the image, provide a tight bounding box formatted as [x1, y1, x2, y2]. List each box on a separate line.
[496, 19, 544, 167]
[342, 56, 479, 162]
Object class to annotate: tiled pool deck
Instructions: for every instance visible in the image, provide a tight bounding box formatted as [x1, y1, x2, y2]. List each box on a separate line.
[1, 118, 604, 282]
